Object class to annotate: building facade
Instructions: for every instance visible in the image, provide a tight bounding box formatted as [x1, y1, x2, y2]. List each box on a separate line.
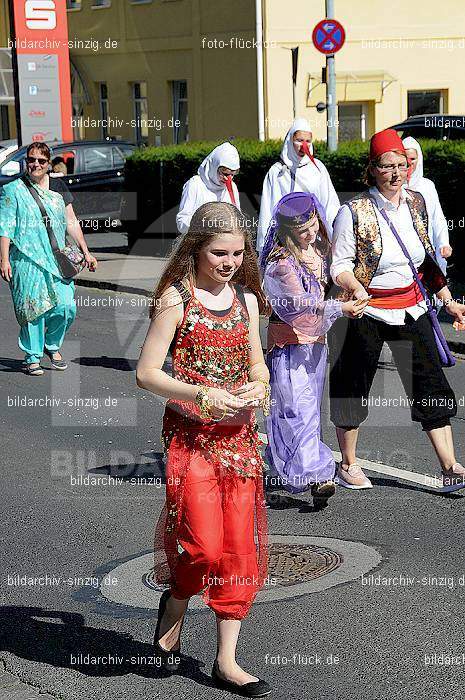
[1, 0, 464, 145]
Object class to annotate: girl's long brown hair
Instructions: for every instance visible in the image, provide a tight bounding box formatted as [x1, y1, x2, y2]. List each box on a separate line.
[151, 202, 269, 317]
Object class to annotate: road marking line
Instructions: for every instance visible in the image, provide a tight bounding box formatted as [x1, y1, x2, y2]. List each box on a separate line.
[258, 433, 461, 492]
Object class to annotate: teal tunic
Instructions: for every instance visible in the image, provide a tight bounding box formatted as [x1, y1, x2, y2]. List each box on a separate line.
[0, 176, 72, 326]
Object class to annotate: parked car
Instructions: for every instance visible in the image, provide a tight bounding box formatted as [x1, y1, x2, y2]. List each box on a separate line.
[0, 139, 18, 163]
[0, 139, 137, 227]
[391, 114, 465, 140]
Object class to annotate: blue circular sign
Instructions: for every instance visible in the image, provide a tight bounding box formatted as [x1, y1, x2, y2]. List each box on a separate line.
[312, 19, 346, 54]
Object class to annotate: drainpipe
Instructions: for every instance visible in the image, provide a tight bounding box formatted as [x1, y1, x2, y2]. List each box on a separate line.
[256, 0, 265, 141]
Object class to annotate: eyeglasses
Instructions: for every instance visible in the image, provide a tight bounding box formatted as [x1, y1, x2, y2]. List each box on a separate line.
[26, 156, 49, 165]
[375, 163, 409, 173]
[218, 168, 238, 176]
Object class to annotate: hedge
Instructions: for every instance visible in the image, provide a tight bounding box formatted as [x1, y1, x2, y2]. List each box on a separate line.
[123, 138, 465, 274]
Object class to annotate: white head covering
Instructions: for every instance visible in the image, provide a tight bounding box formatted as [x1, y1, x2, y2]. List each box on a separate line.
[197, 142, 240, 193]
[402, 136, 424, 188]
[281, 117, 315, 169]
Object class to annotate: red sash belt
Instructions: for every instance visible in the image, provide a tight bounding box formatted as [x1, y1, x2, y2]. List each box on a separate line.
[368, 274, 424, 309]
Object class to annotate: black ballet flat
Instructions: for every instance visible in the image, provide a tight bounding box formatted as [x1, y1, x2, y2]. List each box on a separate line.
[212, 660, 272, 697]
[153, 589, 182, 672]
[311, 480, 336, 510]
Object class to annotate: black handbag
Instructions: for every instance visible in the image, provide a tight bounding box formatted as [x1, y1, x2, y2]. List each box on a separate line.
[22, 175, 86, 279]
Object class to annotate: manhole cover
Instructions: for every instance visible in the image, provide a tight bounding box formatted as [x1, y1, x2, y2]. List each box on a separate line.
[267, 543, 342, 585]
[95, 536, 379, 614]
[142, 542, 342, 591]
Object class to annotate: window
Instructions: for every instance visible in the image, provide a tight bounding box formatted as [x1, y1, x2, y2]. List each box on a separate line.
[99, 83, 109, 140]
[0, 49, 14, 103]
[112, 145, 135, 167]
[0, 106, 10, 140]
[66, 0, 81, 9]
[407, 90, 445, 117]
[52, 150, 76, 175]
[172, 80, 188, 144]
[91, 0, 111, 8]
[338, 103, 369, 142]
[82, 146, 113, 173]
[133, 82, 148, 145]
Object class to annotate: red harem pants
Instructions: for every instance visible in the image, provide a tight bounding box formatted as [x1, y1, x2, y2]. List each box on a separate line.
[169, 449, 259, 620]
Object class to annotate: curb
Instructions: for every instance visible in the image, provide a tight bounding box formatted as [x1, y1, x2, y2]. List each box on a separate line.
[76, 277, 151, 297]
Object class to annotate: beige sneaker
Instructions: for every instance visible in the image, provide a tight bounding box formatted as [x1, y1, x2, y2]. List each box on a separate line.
[336, 463, 373, 490]
[442, 463, 465, 489]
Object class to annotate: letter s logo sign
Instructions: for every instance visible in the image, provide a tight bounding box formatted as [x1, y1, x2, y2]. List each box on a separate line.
[25, 0, 57, 30]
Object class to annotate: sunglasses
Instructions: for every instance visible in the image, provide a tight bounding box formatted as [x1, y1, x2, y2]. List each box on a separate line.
[26, 156, 49, 165]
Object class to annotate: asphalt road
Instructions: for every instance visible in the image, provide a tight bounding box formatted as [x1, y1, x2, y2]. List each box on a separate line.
[1, 281, 465, 700]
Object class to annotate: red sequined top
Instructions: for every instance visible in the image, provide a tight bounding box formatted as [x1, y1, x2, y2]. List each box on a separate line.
[162, 282, 264, 479]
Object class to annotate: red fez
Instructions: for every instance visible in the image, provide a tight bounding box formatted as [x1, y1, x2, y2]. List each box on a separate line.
[370, 129, 406, 160]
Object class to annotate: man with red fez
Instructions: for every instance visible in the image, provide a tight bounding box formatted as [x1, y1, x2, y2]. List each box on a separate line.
[328, 129, 465, 491]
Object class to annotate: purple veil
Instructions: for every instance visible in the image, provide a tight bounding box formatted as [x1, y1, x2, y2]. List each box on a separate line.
[259, 191, 330, 288]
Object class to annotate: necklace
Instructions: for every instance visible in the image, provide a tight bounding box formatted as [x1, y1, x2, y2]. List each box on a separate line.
[301, 248, 323, 276]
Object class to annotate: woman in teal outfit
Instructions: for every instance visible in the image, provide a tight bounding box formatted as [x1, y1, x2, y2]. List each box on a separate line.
[0, 142, 97, 376]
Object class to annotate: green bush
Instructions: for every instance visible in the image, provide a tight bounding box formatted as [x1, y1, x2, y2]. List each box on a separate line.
[123, 138, 465, 275]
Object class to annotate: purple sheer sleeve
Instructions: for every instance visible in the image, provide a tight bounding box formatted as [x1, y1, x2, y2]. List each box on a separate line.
[264, 257, 343, 336]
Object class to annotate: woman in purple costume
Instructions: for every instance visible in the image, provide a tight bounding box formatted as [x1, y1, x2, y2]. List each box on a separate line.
[260, 192, 369, 507]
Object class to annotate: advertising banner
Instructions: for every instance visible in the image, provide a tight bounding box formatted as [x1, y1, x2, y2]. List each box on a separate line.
[11, 0, 73, 143]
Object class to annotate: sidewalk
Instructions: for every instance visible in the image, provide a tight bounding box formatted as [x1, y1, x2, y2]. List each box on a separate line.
[79, 243, 465, 355]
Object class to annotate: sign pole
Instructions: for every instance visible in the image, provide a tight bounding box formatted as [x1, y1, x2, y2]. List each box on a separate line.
[8, 0, 22, 146]
[326, 0, 337, 152]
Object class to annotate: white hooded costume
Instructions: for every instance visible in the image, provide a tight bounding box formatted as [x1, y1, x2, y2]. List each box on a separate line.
[403, 136, 450, 274]
[176, 142, 241, 235]
[256, 118, 340, 251]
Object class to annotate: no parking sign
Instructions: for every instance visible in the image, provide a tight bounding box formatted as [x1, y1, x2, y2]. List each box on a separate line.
[312, 19, 346, 54]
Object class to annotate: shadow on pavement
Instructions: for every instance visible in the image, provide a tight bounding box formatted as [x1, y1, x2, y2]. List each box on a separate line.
[74, 356, 137, 371]
[0, 606, 216, 689]
[90, 452, 166, 482]
[0, 357, 24, 373]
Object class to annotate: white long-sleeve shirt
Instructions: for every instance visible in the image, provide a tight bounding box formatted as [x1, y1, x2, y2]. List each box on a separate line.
[256, 159, 340, 251]
[402, 136, 450, 274]
[176, 175, 241, 235]
[410, 179, 449, 274]
[331, 187, 428, 325]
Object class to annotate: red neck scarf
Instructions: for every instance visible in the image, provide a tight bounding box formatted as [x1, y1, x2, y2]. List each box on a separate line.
[301, 141, 320, 171]
[224, 175, 236, 205]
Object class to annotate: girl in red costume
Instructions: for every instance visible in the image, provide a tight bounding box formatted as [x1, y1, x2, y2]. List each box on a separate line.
[137, 202, 271, 697]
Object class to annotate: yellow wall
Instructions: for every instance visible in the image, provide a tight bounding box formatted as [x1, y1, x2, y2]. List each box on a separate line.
[263, 0, 465, 141]
[66, 0, 258, 144]
[2, 0, 465, 144]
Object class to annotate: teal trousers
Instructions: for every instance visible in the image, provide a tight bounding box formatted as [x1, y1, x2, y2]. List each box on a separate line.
[18, 280, 76, 365]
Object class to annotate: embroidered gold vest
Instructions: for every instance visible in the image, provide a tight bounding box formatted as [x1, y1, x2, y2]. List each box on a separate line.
[334, 189, 439, 300]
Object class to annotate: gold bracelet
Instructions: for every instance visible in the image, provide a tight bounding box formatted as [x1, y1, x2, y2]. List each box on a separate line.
[195, 387, 213, 420]
[212, 406, 227, 423]
[256, 379, 271, 416]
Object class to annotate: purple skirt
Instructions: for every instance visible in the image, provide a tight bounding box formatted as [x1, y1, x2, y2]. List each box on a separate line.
[265, 342, 336, 493]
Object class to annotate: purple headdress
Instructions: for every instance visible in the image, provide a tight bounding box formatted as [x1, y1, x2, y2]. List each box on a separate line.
[259, 192, 329, 288]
